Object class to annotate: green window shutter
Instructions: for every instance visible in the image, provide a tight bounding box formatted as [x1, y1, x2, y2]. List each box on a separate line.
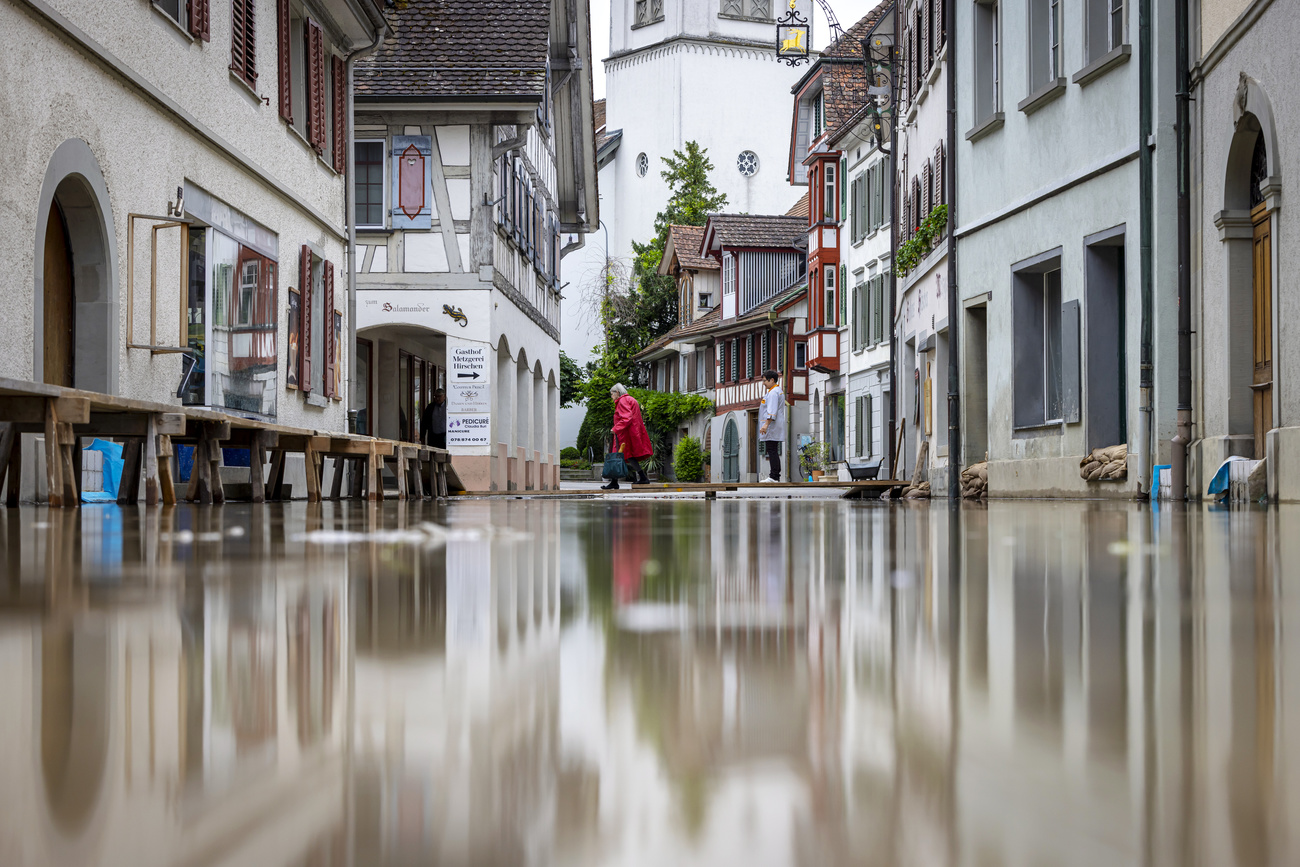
[840, 265, 848, 324]
[855, 396, 864, 456]
[840, 157, 848, 221]
[865, 393, 873, 457]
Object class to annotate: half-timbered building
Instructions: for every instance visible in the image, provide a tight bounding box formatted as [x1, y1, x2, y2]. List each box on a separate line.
[352, 0, 598, 492]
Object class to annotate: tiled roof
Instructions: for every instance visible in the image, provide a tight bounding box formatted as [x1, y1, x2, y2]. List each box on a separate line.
[819, 2, 892, 139]
[594, 99, 606, 135]
[706, 214, 806, 250]
[786, 192, 810, 219]
[355, 0, 550, 99]
[673, 306, 722, 340]
[667, 225, 717, 271]
[633, 328, 679, 361]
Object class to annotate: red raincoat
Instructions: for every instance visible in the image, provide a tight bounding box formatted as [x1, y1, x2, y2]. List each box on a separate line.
[612, 394, 653, 459]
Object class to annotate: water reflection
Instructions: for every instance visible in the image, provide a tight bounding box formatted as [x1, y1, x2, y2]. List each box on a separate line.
[0, 500, 1296, 866]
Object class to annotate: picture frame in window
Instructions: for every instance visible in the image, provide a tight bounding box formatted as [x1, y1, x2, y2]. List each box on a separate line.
[287, 289, 301, 390]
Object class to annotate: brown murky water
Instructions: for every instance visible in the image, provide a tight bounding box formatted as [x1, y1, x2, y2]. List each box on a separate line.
[0, 498, 1295, 866]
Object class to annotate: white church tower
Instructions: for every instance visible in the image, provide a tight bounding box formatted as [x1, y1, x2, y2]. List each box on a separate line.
[562, 0, 813, 381]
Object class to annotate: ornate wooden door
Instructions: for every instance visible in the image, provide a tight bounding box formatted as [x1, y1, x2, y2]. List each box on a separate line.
[1252, 202, 1272, 457]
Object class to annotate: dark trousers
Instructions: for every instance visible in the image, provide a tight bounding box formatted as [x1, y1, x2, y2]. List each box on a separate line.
[428, 433, 446, 450]
[765, 441, 781, 480]
[625, 458, 644, 479]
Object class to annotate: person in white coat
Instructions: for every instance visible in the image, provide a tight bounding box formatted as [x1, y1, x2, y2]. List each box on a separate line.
[758, 370, 785, 482]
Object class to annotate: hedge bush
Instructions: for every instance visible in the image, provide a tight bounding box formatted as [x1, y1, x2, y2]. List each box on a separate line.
[673, 436, 705, 483]
[561, 446, 581, 461]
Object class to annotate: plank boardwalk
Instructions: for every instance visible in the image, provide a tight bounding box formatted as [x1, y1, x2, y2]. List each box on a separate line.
[0, 377, 457, 506]
[456, 480, 906, 500]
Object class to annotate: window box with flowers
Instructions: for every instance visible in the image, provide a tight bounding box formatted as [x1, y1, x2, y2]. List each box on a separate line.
[897, 204, 948, 276]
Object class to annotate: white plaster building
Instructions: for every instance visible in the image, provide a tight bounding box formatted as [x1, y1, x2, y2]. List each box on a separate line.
[559, 0, 815, 446]
[833, 111, 893, 473]
[1, 0, 387, 498]
[896, 0, 950, 491]
[351, 0, 598, 492]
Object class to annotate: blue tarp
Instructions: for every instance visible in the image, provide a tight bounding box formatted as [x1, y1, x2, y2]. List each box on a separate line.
[82, 439, 124, 503]
[1206, 456, 1249, 497]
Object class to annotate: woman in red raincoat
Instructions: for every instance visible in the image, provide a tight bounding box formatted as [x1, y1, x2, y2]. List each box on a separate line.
[604, 383, 652, 490]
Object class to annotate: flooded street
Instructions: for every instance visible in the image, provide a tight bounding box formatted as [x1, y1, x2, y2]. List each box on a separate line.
[0, 498, 1296, 867]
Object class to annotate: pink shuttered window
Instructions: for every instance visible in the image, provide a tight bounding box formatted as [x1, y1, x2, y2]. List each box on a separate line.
[331, 56, 346, 173]
[230, 0, 256, 86]
[277, 0, 292, 122]
[322, 261, 335, 398]
[299, 245, 313, 394]
[190, 0, 210, 41]
[306, 19, 326, 151]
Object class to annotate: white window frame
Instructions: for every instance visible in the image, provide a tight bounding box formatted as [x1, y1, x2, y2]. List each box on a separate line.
[723, 254, 736, 295]
[354, 138, 388, 229]
[824, 265, 837, 327]
[823, 163, 837, 222]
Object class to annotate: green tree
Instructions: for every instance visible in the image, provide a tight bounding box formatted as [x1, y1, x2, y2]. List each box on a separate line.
[652, 141, 729, 243]
[559, 351, 585, 407]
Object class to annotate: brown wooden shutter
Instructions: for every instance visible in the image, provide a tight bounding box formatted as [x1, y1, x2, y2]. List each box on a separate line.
[331, 55, 346, 173]
[920, 7, 929, 78]
[230, 0, 256, 85]
[190, 0, 210, 41]
[307, 19, 326, 151]
[935, 0, 945, 54]
[922, 161, 931, 217]
[277, 0, 292, 122]
[299, 245, 313, 394]
[935, 143, 945, 207]
[322, 261, 335, 398]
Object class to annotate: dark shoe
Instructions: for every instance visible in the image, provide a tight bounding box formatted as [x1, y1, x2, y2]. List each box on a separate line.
[601, 480, 620, 491]
[635, 473, 650, 485]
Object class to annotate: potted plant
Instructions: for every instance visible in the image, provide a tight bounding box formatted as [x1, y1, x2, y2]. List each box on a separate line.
[800, 442, 831, 481]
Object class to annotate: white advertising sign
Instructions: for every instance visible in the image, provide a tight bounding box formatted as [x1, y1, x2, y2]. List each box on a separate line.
[447, 337, 491, 446]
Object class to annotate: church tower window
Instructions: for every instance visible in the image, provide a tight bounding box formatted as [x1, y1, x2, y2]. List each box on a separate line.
[737, 150, 759, 177]
[636, 153, 649, 177]
[635, 0, 663, 27]
[721, 0, 774, 20]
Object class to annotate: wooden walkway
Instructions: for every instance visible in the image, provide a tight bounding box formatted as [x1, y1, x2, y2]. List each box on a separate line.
[0, 377, 453, 507]
[458, 479, 905, 500]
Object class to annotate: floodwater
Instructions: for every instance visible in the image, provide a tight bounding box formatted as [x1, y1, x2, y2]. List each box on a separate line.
[0, 498, 1296, 867]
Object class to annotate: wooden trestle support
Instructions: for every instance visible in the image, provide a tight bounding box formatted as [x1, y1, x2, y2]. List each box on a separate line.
[0, 377, 452, 507]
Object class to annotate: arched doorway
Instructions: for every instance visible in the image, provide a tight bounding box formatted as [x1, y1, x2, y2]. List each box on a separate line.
[34, 140, 118, 394]
[1249, 134, 1272, 457]
[722, 417, 740, 482]
[1222, 78, 1280, 459]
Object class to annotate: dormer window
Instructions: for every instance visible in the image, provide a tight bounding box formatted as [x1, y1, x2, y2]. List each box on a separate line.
[813, 91, 824, 138]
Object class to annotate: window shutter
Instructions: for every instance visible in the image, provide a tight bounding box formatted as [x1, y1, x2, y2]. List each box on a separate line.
[390, 135, 432, 229]
[190, 0, 210, 41]
[840, 264, 848, 325]
[306, 20, 326, 151]
[299, 245, 313, 394]
[276, 0, 292, 121]
[840, 157, 848, 221]
[230, 0, 256, 85]
[935, 0, 945, 53]
[865, 393, 874, 456]
[855, 397, 864, 456]
[322, 260, 335, 398]
[935, 143, 945, 207]
[922, 161, 932, 218]
[332, 56, 346, 173]
[851, 288, 859, 351]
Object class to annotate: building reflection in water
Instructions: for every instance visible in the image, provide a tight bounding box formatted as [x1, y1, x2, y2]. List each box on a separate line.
[0, 499, 1296, 866]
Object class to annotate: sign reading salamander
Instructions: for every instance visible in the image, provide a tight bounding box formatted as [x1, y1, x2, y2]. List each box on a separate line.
[446, 338, 491, 446]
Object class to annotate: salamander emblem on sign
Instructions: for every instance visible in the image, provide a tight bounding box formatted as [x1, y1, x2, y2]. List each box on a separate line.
[443, 305, 468, 327]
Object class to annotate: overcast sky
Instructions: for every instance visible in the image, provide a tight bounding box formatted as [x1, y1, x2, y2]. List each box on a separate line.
[589, 1, 889, 99]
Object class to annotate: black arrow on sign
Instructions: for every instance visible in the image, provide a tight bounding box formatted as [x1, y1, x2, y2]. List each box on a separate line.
[456, 371, 481, 379]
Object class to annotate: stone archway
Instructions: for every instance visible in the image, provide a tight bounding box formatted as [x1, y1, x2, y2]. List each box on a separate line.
[34, 139, 119, 394]
[1217, 75, 1281, 458]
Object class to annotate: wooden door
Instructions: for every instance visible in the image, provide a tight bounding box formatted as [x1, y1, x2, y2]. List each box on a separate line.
[1252, 203, 1272, 457]
[747, 410, 759, 476]
[43, 202, 74, 387]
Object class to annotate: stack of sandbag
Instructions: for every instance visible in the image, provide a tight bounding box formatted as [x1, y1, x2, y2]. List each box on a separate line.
[902, 480, 931, 499]
[960, 461, 988, 499]
[1079, 444, 1128, 482]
